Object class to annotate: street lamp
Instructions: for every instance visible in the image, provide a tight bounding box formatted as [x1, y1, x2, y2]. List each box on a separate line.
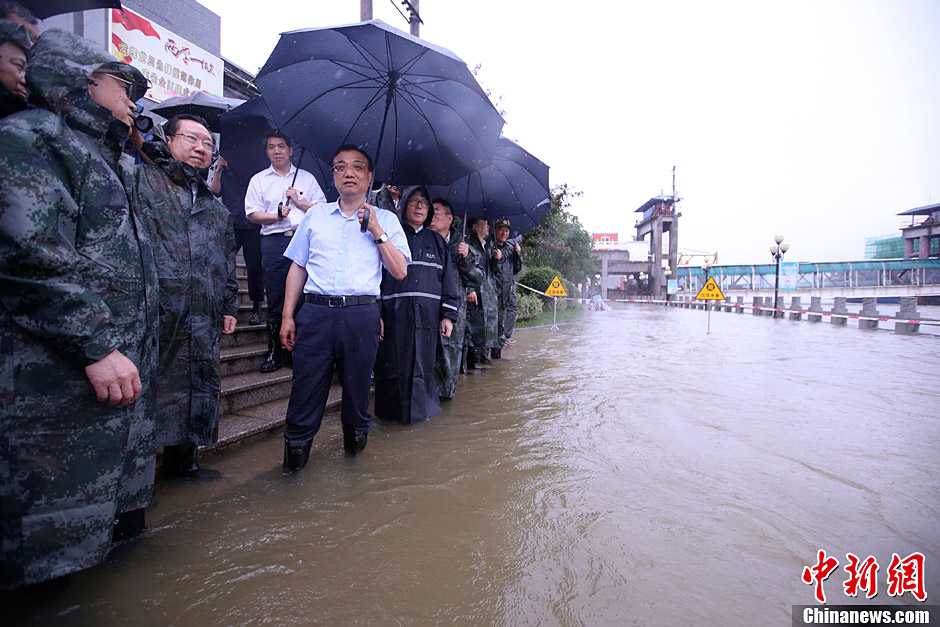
[769, 235, 790, 318]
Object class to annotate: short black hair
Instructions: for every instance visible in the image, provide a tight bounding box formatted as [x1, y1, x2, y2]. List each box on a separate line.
[264, 129, 291, 148]
[0, 2, 37, 25]
[164, 113, 212, 139]
[332, 143, 373, 172]
[432, 198, 453, 215]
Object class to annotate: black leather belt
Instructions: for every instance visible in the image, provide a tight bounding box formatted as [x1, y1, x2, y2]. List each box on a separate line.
[305, 294, 377, 307]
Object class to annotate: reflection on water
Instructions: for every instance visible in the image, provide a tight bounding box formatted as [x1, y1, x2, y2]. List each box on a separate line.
[16, 306, 940, 625]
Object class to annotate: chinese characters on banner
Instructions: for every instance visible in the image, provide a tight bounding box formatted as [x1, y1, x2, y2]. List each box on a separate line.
[802, 550, 926, 604]
[779, 261, 799, 290]
[107, 7, 223, 102]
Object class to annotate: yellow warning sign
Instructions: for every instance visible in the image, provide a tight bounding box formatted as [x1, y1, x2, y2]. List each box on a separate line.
[544, 275, 568, 297]
[695, 277, 725, 301]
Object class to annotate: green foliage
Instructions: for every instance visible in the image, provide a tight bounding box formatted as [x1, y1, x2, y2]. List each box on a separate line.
[520, 183, 594, 284]
[515, 291, 544, 322]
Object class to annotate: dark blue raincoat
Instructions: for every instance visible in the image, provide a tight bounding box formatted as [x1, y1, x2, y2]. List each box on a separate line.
[374, 186, 460, 425]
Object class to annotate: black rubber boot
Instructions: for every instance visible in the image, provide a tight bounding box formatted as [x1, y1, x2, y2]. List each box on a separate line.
[249, 300, 262, 325]
[172, 442, 221, 480]
[491, 348, 502, 360]
[479, 349, 492, 365]
[112, 508, 147, 543]
[466, 348, 480, 370]
[259, 320, 282, 373]
[459, 347, 468, 374]
[283, 439, 312, 470]
[343, 427, 368, 455]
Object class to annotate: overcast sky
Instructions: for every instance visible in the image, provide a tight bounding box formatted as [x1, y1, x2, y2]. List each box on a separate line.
[196, 0, 940, 264]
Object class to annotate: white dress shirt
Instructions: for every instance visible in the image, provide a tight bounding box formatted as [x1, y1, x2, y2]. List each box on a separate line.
[244, 164, 327, 235]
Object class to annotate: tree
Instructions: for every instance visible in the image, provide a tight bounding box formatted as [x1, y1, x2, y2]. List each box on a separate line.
[520, 183, 594, 284]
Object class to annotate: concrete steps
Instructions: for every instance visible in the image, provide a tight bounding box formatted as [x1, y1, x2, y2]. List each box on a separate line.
[211, 261, 341, 451]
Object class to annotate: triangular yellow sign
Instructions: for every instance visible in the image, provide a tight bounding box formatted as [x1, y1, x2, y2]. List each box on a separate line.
[545, 275, 568, 297]
[695, 277, 725, 301]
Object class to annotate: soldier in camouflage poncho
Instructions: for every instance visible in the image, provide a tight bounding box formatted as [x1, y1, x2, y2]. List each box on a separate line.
[489, 217, 523, 357]
[464, 218, 499, 370]
[127, 115, 238, 477]
[0, 29, 157, 589]
[430, 200, 483, 398]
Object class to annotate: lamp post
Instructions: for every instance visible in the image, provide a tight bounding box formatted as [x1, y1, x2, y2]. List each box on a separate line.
[701, 260, 714, 333]
[770, 235, 790, 318]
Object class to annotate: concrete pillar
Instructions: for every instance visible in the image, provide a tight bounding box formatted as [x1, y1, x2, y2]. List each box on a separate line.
[601, 255, 609, 301]
[920, 236, 930, 259]
[858, 298, 880, 330]
[773, 295, 784, 318]
[807, 296, 822, 323]
[752, 296, 763, 315]
[904, 237, 914, 259]
[831, 297, 848, 326]
[895, 296, 920, 334]
[789, 296, 802, 321]
[735, 296, 744, 313]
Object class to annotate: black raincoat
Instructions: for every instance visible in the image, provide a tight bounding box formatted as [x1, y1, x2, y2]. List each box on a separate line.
[374, 186, 460, 425]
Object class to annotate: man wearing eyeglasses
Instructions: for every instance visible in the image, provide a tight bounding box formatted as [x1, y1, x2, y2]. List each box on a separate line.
[373, 186, 459, 426]
[0, 29, 157, 590]
[126, 113, 238, 481]
[245, 130, 327, 374]
[279, 144, 410, 470]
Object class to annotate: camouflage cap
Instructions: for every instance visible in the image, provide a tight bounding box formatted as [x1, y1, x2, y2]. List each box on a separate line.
[0, 19, 33, 51]
[93, 60, 149, 102]
[494, 217, 511, 229]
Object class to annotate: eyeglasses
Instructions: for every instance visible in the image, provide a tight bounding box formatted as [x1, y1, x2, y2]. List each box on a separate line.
[407, 198, 430, 209]
[168, 133, 214, 151]
[331, 161, 368, 174]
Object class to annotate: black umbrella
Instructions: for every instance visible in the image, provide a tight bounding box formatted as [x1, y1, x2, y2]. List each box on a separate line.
[151, 92, 243, 133]
[253, 19, 504, 187]
[427, 138, 551, 235]
[22, 0, 121, 20]
[218, 95, 334, 201]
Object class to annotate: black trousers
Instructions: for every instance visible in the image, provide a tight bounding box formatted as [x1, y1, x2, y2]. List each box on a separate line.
[234, 227, 263, 304]
[283, 300, 381, 443]
[261, 233, 294, 321]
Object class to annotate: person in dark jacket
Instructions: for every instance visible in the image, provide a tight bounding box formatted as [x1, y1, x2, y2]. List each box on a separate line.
[0, 20, 31, 119]
[489, 217, 523, 357]
[374, 186, 460, 424]
[430, 199, 483, 399]
[128, 114, 239, 479]
[0, 29, 156, 589]
[464, 218, 499, 369]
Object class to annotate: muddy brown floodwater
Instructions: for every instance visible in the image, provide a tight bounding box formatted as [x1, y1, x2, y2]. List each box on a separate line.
[15, 305, 940, 625]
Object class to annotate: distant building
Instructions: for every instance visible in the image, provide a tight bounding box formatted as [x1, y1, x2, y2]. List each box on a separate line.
[865, 234, 906, 260]
[898, 202, 940, 259]
[592, 233, 619, 250]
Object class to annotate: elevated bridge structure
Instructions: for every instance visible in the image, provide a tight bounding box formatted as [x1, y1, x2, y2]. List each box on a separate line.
[675, 259, 940, 299]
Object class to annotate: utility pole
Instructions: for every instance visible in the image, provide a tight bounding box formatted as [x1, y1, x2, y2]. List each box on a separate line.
[360, 0, 372, 21]
[404, 0, 422, 37]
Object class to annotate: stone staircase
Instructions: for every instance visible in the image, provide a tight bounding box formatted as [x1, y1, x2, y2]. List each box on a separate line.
[209, 261, 341, 452]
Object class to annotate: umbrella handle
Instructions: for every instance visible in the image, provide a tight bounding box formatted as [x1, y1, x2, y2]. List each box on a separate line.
[360, 207, 370, 233]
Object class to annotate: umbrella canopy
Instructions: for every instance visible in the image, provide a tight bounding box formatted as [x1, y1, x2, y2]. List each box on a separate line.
[151, 92, 244, 133]
[253, 19, 504, 187]
[427, 138, 551, 235]
[22, 0, 121, 20]
[219, 95, 334, 199]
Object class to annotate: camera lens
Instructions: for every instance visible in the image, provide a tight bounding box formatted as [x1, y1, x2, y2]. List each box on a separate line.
[134, 115, 154, 133]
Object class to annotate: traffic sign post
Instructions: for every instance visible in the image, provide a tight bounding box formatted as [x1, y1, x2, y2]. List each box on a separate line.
[695, 277, 725, 335]
[545, 276, 568, 331]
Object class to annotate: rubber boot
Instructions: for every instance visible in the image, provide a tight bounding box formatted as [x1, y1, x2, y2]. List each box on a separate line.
[479, 349, 492, 365]
[459, 347, 468, 374]
[112, 508, 147, 543]
[491, 347, 502, 360]
[259, 320, 282, 373]
[466, 348, 480, 370]
[283, 439, 312, 470]
[249, 300, 262, 325]
[176, 442, 221, 480]
[343, 427, 368, 455]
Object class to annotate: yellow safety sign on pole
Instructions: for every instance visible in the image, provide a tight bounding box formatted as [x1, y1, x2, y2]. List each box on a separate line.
[695, 277, 725, 301]
[545, 276, 568, 297]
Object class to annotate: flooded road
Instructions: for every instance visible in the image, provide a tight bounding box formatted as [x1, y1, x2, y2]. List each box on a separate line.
[18, 305, 940, 625]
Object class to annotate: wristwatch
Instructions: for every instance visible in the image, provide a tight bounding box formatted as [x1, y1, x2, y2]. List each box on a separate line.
[374, 233, 389, 245]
